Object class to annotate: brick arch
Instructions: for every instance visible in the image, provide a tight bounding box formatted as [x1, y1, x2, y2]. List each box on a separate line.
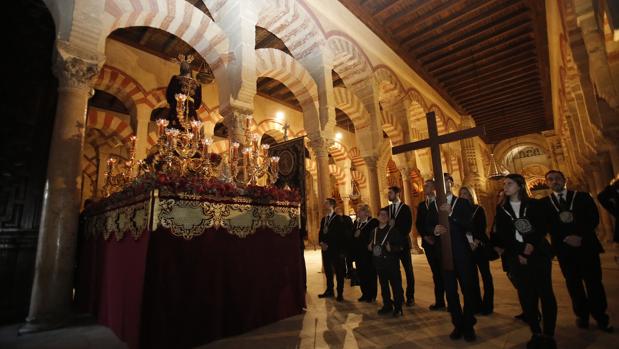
[328, 141, 349, 162]
[255, 48, 320, 131]
[428, 104, 448, 135]
[351, 169, 367, 189]
[101, 0, 231, 103]
[348, 147, 364, 168]
[143, 87, 167, 109]
[86, 108, 135, 146]
[333, 87, 370, 131]
[257, 0, 326, 60]
[94, 65, 148, 114]
[327, 33, 373, 87]
[381, 108, 404, 146]
[329, 164, 346, 187]
[374, 65, 405, 102]
[255, 119, 298, 141]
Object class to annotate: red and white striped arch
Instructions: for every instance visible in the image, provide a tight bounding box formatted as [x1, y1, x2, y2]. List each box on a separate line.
[328, 141, 349, 162]
[328, 164, 346, 187]
[333, 87, 370, 131]
[381, 109, 404, 146]
[94, 65, 148, 113]
[328, 34, 373, 87]
[348, 147, 365, 168]
[86, 108, 135, 145]
[374, 65, 405, 103]
[101, 0, 230, 71]
[351, 169, 367, 189]
[257, 0, 326, 60]
[255, 48, 320, 130]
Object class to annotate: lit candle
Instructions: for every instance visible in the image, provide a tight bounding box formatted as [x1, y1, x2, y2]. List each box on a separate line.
[156, 119, 169, 136]
[202, 138, 212, 156]
[245, 115, 253, 129]
[232, 142, 240, 160]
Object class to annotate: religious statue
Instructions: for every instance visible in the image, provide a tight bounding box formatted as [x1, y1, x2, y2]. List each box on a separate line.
[166, 54, 202, 129]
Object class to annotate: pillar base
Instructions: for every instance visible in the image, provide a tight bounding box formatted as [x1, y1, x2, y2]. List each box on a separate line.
[18, 313, 73, 335]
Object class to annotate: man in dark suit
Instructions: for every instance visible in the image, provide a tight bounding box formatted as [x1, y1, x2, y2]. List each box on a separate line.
[543, 170, 613, 332]
[319, 198, 347, 302]
[434, 173, 477, 342]
[383, 186, 415, 306]
[416, 179, 446, 310]
[598, 177, 619, 243]
[336, 206, 356, 282]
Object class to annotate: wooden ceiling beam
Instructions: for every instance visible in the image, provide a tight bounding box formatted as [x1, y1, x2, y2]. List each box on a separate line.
[462, 88, 543, 110]
[472, 104, 546, 121]
[439, 52, 536, 84]
[401, 0, 517, 48]
[388, 0, 458, 33]
[447, 64, 540, 94]
[453, 76, 541, 102]
[468, 96, 545, 116]
[427, 36, 533, 74]
[418, 19, 532, 63]
[414, 7, 530, 58]
[381, 0, 436, 24]
[459, 86, 543, 110]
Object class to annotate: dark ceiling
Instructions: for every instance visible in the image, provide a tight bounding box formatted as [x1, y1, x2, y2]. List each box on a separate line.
[338, 0, 553, 143]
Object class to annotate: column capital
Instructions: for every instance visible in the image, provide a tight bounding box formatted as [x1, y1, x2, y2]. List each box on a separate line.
[363, 156, 379, 169]
[308, 136, 332, 158]
[53, 40, 104, 90]
[459, 114, 476, 129]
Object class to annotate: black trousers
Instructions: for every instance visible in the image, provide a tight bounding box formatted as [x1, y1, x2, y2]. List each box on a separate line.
[558, 251, 609, 326]
[443, 255, 477, 331]
[514, 257, 557, 336]
[356, 251, 377, 300]
[423, 241, 445, 306]
[472, 249, 494, 313]
[376, 257, 403, 309]
[399, 248, 415, 301]
[322, 251, 345, 294]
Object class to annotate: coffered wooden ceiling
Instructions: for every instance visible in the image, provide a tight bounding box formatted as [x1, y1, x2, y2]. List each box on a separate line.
[338, 0, 553, 143]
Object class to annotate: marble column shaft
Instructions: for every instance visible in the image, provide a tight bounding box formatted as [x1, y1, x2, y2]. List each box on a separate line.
[310, 138, 332, 209]
[363, 156, 382, 216]
[26, 45, 101, 329]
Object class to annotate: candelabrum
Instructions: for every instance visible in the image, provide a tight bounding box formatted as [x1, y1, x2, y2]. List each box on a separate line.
[102, 135, 137, 197]
[226, 115, 280, 186]
[149, 93, 215, 178]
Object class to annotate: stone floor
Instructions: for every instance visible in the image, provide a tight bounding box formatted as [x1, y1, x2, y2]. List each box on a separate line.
[1, 245, 618, 349]
[201, 246, 619, 349]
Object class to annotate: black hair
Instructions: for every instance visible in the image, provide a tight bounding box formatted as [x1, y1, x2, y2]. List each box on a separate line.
[505, 173, 530, 202]
[545, 170, 566, 180]
[443, 173, 454, 183]
[325, 198, 336, 207]
[388, 186, 401, 194]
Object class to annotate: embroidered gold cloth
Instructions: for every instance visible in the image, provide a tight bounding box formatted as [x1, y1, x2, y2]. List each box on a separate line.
[85, 190, 300, 240]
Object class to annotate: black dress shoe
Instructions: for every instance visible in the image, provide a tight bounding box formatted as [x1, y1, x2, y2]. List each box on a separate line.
[365, 298, 375, 303]
[406, 299, 414, 307]
[542, 336, 557, 349]
[358, 296, 367, 302]
[336, 294, 344, 302]
[393, 307, 403, 317]
[449, 328, 462, 340]
[576, 318, 589, 329]
[515, 313, 527, 322]
[598, 323, 614, 333]
[429, 303, 446, 311]
[318, 291, 334, 298]
[377, 306, 393, 315]
[526, 334, 542, 349]
[463, 329, 476, 342]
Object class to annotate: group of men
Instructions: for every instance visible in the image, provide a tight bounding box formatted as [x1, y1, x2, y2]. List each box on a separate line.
[317, 170, 614, 346]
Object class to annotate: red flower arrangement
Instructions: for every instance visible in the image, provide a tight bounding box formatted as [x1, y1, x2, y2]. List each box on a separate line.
[89, 172, 300, 212]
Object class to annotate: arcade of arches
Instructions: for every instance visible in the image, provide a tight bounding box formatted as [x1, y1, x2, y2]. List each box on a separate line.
[2, 0, 619, 341]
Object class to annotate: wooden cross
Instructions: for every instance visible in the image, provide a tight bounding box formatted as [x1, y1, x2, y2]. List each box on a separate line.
[392, 111, 485, 271]
[282, 122, 290, 141]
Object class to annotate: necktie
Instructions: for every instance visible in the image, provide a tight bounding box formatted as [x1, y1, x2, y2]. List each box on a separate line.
[559, 193, 568, 209]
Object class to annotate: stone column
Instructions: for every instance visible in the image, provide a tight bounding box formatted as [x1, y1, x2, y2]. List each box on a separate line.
[134, 104, 151, 162]
[309, 137, 332, 210]
[342, 161, 353, 214]
[22, 41, 102, 332]
[592, 164, 613, 242]
[363, 156, 382, 216]
[221, 106, 252, 146]
[400, 167, 422, 253]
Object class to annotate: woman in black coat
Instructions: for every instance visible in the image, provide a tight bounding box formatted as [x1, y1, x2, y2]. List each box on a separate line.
[369, 208, 405, 317]
[352, 204, 379, 302]
[494, 174, 557, 349]
[459, 186, 494, 315]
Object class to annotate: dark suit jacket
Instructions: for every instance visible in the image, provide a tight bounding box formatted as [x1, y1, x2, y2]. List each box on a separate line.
[446, 195, 474, 260]
[382, 202, 413, 249]
[319, 213, 347, 256]
[470, 205, 489, 245]
[351, 217, 379, 258]
[416, 199, 439, 250]
[597, 184, 619, 243]
[541, 190, 603, 256]
[494, 199, 552, 269]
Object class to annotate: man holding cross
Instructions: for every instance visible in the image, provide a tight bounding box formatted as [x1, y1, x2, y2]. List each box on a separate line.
[392, 111, 484, 341]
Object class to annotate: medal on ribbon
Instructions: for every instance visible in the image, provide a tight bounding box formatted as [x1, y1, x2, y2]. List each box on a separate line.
[372, 245, 382, 257]
[354, 229, 361, 238]
[514, 218, 533, 234]
[559, 211, 574, 223]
